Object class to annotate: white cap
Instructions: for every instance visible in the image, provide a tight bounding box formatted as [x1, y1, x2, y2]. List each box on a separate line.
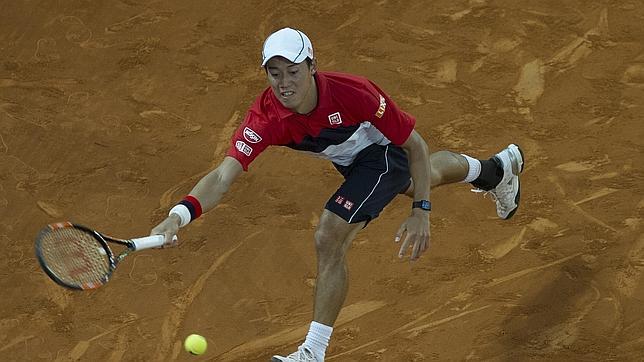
[261, 27, 314, 66]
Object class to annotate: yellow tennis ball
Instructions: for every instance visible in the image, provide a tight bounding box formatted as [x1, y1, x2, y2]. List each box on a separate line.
[184, 334, 207, 355]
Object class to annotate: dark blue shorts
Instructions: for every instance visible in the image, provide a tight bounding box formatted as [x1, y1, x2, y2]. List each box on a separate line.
[325, 144, 411, 224]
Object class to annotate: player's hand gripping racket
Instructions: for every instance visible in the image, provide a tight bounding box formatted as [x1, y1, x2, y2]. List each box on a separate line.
[34, 222, 176, 290]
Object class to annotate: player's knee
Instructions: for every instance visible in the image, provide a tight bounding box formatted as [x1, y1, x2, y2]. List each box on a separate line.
[314, 225, 334, 252]
[314, 224, 345, 260]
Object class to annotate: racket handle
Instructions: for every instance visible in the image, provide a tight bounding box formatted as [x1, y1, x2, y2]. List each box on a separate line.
[131, 235, 178, 250]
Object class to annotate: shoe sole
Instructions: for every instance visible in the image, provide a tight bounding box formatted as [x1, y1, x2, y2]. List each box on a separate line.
[504, 144, 524, 220]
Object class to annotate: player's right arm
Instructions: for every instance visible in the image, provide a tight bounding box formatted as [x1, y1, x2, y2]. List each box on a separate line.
[150, 156, 243, 245]
[152, 92, 275, 245]
[187, 156, 243, 211]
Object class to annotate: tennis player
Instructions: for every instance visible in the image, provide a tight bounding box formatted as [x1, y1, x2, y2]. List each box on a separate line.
[151, 27, 524, 361]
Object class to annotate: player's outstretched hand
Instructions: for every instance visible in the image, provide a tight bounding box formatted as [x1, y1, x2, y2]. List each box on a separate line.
[395, 210, 430, 260]
[150, 214, 181, 248]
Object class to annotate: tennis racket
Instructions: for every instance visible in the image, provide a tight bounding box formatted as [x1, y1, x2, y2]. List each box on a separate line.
[34, 221, 176, 291]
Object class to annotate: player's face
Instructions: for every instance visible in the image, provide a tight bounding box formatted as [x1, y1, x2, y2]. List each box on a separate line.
[265, 56, 317, 114]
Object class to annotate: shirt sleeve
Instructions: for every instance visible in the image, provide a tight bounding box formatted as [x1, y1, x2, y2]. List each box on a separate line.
[226, 109, 272, 171]
[359, 80, 416, 145]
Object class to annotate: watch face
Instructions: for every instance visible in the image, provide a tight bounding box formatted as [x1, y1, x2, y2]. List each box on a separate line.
[413, 200, 431, 211]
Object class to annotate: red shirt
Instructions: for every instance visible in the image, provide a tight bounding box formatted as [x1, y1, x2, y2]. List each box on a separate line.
[227, 71, 416, 171]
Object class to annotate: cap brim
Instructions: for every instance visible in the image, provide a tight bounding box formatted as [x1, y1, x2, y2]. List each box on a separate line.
[261, 51, 305, 66]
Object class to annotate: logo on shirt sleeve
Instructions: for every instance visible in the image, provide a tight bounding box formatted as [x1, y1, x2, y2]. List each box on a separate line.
[235, 140, 253, 156]
[243, 127, 262, 143]
[375, 94, 387, 118]
[328, 112, 343, 125]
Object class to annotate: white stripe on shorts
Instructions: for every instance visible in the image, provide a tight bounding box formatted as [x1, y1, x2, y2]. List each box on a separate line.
[348, 145, 390, 223]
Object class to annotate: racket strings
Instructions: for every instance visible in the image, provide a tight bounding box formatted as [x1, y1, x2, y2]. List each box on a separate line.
[39, 228, 110, 288]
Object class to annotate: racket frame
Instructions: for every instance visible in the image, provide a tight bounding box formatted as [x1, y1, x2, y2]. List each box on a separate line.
[35, 222, 138, 290]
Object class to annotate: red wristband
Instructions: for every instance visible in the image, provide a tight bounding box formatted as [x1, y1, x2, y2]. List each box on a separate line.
[179, 195, 203, 222]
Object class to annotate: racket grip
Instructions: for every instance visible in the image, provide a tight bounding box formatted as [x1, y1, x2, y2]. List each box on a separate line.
[131, 235, 178, 250]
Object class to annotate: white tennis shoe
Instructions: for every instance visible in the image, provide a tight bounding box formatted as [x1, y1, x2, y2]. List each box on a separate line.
[271, 346, 319, 362]
[474, 144, 524, 219]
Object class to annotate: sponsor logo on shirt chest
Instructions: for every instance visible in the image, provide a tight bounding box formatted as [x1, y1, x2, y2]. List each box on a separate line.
[328, 112, 342, 125]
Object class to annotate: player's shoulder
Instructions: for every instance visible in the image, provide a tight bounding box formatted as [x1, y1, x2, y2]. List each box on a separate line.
[319, 71, 373, 91]
[320, 71, 380, 102]
[242, 88, 285, 143]
[250, 87, 274, 111]
[319, 71, 382, 109]
[246, 88, 280, 121]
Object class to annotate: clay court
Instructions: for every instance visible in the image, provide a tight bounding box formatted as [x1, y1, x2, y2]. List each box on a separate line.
[1, 0, 643, 361]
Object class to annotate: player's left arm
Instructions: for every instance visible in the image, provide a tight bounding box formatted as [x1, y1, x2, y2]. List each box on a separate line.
[397, 129, 431, 260]
[358, 79, 431, 259]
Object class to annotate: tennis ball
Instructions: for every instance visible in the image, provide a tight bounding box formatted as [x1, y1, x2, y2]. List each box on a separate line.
[184, 334, 207, 355]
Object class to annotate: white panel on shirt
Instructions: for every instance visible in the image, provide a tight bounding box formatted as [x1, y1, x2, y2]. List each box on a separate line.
[301, 122, 391, 166]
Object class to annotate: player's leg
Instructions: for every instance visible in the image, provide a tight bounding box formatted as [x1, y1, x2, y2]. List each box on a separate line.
[272, 145, 411, 362]
[427, 150, 470, 187]
[404, 150, 494, 189]
[313, 210, 364, 325]
[404, 144, 524, 219]
[271, 211, 363, 362]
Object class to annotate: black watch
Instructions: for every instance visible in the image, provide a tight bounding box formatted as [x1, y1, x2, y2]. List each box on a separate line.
[412, 200, 431, 211]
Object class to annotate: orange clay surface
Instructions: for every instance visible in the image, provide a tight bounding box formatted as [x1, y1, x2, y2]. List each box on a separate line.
[1, 1, 643, 361]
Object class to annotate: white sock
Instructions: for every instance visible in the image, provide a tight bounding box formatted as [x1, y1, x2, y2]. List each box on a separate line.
[461, 154, 481, 183]
[303, 321, 333, 360]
